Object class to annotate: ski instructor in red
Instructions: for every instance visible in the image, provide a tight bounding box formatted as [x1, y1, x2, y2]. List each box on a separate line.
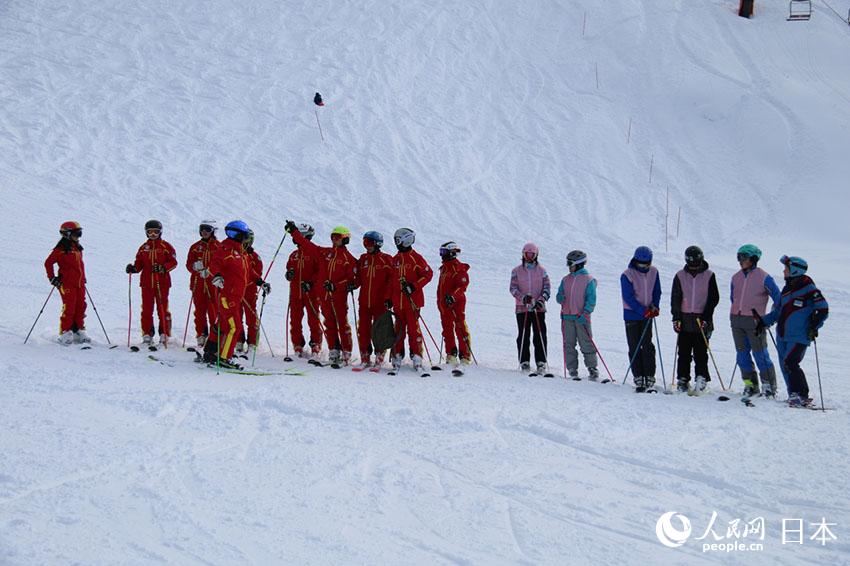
[285, 220, 358, 367]
[390, 228, 433, 374]
[44, 221, 89, 344]
[436, 241, 471, 366]
[185, 220, 220, 348]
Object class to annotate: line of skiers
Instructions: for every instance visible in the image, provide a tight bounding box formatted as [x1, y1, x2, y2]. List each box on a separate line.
[43, 220, 829, 406]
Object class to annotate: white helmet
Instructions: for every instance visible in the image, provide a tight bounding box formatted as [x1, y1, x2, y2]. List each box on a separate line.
[199, 220, 218, 233]
[297, 223, 315, 240]
[394, 227, 415, 249]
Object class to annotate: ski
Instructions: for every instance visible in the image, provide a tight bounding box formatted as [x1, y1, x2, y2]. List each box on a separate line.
[369, 366, 382, 374]
[741, 397, 755, 407]
[571, 376, 582, 381]
[542, 373, 555, 378]
[451, 368, 464, 377]
[431, 365, 443, 371]
[148, 355, 175, 367]
[307, 359, 329, 367]
[148, 345, 158, 352]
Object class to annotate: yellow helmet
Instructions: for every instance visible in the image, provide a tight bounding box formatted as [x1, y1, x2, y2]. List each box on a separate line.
[331, 225, 351, 238]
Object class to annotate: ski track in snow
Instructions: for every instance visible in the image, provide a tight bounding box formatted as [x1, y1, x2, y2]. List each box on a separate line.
[2, 0, 850, 563]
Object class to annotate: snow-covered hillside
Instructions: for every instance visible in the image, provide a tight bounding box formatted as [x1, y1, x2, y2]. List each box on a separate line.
[2, 0, 850, 563]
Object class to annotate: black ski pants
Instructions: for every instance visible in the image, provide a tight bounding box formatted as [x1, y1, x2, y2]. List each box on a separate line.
[676, 331, 709, 382]
[625, 319, 655, 378]
[516, 311, 547, 365]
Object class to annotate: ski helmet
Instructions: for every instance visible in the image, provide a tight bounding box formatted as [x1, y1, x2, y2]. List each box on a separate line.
[394, 228, 415, 249]
[736, 244, 762, 263]
[633, 246, 653, 264]
[566, 250, 587, 268]
[363, 230, 384, 249]
[199, 220, 217, 235]
[780, 255, 808, 277]
[224, 220, 250, 241]
[439, 241, 461, 261]
[145, 219, 163, 236]
[522, 242, 539, 262]
[296, 223, 315, 240]
[330, 225, 351, 245]
[59, 221, 82, 237]
[684, 245, 704, 268]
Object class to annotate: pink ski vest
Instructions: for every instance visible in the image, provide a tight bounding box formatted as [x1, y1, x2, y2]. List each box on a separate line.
[730, 267, 769, 316]
[560, 273, 593, 315]
[676, 268, 713, 314]
[622, 266, 658, 311]
[511, 264, 549, 312]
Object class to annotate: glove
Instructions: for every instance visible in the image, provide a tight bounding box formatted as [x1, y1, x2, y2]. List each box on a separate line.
[402, 282, 415, 296]
[673, 320, 682, 333]
[211, 275, 225, 289]
[50, 276, 62, 287]
[754, 318, 765, 336]
[125, 264, 137, 274]
[346, 282, 357, 293]
[533, 299, 545, 311]
[285, 268, 295, 281]
[807, 326, 818, 341]
[301, 281, 313, 293]
[152, 264, 165, 273]
[323, 280, 336, 292]
[643, 307, 660, 319]
[444, 294, 455, 306]
[522, 294, 533, 305]
[284, 220, 297, 234]
[577, 312, 589, 326]
[199, 268, 210, 279]
[259, 280, 271, 295]
[192, 260, 204, 272]
[384, 299, 393, 310]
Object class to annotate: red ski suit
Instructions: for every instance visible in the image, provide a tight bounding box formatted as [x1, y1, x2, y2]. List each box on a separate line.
[291, 229, 358, 353]
[241, 247, 263, 345]
[391, 249, 433, 358]
[285, 247, 323, 352]
[209, 238, 249, 359]
[354, 250, 394, 357]
[185, 236, 220, 338]
[44, 241, 87, 333]
[131, 238, 178, 337]
[437, 258, 471, 359]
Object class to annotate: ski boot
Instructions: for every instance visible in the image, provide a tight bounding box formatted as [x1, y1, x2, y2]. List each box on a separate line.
[446, 354, 459, 366]
[58, 330, 75, 345]
[676, 377, 689, 393]
[645, 376, 657, 393]
[520, 361, 530, 372]
[634, 375, 646, 393]
[588, 367, 599, 381]
[142, 334, 153, 346]
[159, 334, 169, 348]
[569, 369, 580, 379]
[196, 334, 207, 348]
[694, 375, 708, 394]
[74, 329, 91, 344]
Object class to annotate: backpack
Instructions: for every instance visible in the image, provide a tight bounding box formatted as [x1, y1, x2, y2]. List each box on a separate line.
[371, 311, 397, 351]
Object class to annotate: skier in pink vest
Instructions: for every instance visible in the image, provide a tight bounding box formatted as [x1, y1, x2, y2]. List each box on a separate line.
[730, 244, 781, 398]
[509, 242, 550, 374]
[671, 246, 719, 394]
[621, 246, 661, 392]
[555, 250, 598, 380]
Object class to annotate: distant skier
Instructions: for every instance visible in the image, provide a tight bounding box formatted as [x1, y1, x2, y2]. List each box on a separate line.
[185, 220, 219, 348]
[202, 220, 250, 368]
[284, 223, 323, 360]
[436, 241, 471, 367]
[285, 221, 358, 367]
[730, 244, 780, 398]
[758, 256, 829, 407]
[510, 242, 550, 374]
[555, 250, 597, 380]
[352, 231, 394, 369]
[621, 246, 661, 392]
[238, 229, 270, 355]
[389, 228, 433, 374]
[671, 246, 719, 394]
[125, 220, 178, 347]
[44, 221, 89, 345]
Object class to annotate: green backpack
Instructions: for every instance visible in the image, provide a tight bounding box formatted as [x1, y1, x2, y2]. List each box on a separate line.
[371, 311, 397, 351]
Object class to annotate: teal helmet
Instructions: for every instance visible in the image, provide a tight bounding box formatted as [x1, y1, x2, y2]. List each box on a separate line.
[736, 244, 762, 262]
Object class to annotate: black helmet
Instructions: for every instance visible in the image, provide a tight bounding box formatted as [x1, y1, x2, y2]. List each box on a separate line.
[145, 219, 162, 231]
[685, 245, 704, 268]
[567, 250, 587, 268]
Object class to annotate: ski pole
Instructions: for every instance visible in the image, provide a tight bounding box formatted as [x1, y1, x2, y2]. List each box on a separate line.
[182, 278, 196, 348]
[814, 338, 825, 412]
[518, 309, 530, 369]
[154, 278, 169, 349]
[214, 288, 221, 375]
[262, 233, 287, 282]
[85, 286, 112, 345]
[241, 297, 275, 357]
[728, 362, 738, 390]
[404, 291, 440, 369]
[24, 286, 56, 344]
[253, 289, 272, 367]
[561, 318, 568, 379]
[282, 302, 291, 362]
[696, 317, 725, 390]
[672, 340, 679, 389]
[653, 318, 667, 392]
[530, 309, 549, 369]
[127, 273, 133, 347]
[350, 289, 359, 356]
[622, 318, 652, 385]
[578, 322, 614, 383]
[462, 331, 479, 366]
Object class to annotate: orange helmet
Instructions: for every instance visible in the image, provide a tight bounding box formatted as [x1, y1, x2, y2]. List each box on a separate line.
[60, 221, 81, 236]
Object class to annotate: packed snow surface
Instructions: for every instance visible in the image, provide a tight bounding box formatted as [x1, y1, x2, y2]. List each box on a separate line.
[2, 0, 850, 563]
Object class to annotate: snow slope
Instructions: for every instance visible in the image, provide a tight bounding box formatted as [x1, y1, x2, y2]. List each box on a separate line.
[2, 0, 850, 563]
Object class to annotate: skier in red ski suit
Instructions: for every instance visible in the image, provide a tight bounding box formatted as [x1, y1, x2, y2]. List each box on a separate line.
[125, 220, 178, 347]
[352, 230, 394, 368]
[284, 223, 323, 359]
[185, 220, 220, 347]
[239, 230, 270, 353]
[390, 228, 433, 371]
[44, 221, 89, 344]
[436, 241, 471, 364]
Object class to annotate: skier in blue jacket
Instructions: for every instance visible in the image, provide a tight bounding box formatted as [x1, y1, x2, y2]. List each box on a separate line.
[759, 256, 829, 407]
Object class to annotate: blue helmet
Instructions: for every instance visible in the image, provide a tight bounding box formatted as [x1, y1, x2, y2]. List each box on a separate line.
[225, 220, 250, 241]
[633, 246, 653, 263]
[363, 230, 384, 248]
[780, 255, 808, 277]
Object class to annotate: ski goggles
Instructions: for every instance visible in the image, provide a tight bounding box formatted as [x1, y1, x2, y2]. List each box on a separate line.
[146, 228, 161, 236]
[736, 252, 753, 262]
[199, 224, 215, 233]
[633, 261, 651, 269]
[68, 228, 82, 238]
[567, 257, 586, 267]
